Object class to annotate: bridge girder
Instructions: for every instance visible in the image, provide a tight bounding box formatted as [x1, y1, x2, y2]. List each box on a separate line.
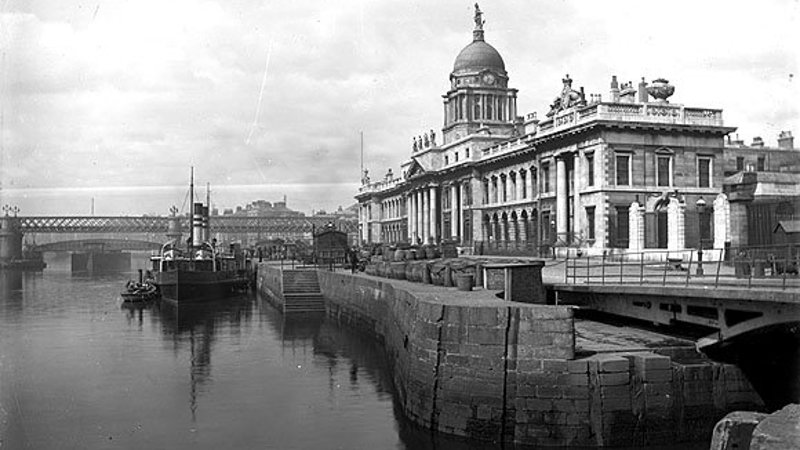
[17, 216, 357, 235]
[34, 239, 163, 252]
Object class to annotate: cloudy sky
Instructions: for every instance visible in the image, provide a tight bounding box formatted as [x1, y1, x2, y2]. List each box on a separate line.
[1, 0, 797, 215]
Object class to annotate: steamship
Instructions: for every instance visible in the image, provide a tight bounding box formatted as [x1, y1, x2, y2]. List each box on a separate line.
[150, 171, 250, 302]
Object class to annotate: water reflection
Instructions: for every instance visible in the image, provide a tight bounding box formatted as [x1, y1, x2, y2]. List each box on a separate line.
[153, 297, 254, 422]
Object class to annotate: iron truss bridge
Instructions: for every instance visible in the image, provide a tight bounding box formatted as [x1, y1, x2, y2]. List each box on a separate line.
[35, 239, 163, 252]
[16, 216, 358, 234]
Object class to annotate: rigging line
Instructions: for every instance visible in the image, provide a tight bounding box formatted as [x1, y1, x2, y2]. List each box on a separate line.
[180, 185, 190, 214]
[245, 37, 275, 146]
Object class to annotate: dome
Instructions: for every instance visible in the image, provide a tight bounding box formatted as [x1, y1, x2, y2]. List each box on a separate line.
[452, 40, 505, 74]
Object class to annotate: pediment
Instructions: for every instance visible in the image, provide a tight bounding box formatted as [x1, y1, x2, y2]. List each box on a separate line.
[405, 158, 427, 180]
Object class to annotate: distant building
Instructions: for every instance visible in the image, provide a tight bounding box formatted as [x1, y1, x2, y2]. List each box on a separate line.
[355, 5, 799, 257]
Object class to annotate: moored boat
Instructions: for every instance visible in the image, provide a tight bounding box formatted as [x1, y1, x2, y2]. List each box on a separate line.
[150, 241, 250, 302]
[121, 279, 159, 303]
[149, 169, 251, 303]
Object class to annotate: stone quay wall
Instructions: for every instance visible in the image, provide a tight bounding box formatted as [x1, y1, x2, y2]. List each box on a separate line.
[256, 264, 284, 308]
[257, 262, 764, 447]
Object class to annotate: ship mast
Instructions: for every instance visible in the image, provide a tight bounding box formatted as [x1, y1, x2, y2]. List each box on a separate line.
[189, 166, 194, 252]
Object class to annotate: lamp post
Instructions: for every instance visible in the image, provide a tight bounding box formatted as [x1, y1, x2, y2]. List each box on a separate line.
[696, 197, 707, 276]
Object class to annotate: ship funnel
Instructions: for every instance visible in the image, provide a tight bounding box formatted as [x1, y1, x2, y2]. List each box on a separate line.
[202, 205, 210, 243]
[192, 202, 204, 247]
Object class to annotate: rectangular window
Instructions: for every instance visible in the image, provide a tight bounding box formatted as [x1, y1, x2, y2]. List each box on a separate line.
[698, 157, 712, 188]
[657, 155, 671, 187]
[616, 206, 629, 248]
[616, 154, 630, 186]
[586, 154, 594, 186]
[585, 206, 596, 240]
[455, 152, 459, 162]
[531, 168, 538, 196]
[520, 172, 527, 199]
[699, 209, 712, 245]
[757, 156, 765, 171]
[736, 156, 744, 171]
[542, 163, 551, 192]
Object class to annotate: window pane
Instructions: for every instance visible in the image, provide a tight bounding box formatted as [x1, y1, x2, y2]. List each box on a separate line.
[616, 206, 629, 247]
[587, 155, 594, 186]
[699, 159, 710, 187]
[616, 155, 629, 185]
[586, 207, 595, 240]
[657, 156, 670, 187]
[542, 165, 550, 192]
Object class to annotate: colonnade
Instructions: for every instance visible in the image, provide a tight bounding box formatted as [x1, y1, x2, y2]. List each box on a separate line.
[406, 186, 439, 245]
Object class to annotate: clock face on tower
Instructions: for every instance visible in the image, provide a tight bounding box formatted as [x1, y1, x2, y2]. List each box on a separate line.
[482, 73, 496, 85]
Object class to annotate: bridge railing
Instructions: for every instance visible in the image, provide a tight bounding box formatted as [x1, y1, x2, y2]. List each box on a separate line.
[564, 245, 799, 290]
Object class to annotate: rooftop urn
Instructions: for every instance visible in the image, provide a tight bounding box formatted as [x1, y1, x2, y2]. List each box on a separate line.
[646, 78, 675, 103]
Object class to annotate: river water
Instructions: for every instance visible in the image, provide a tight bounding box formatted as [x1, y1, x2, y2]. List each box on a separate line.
[1, 261, 708, 450]
[1, 266, 428, 450]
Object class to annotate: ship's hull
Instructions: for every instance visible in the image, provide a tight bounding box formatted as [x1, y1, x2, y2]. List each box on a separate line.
[153, 269, 249, 302]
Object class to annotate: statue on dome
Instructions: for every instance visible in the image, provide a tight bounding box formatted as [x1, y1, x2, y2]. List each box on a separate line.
[429, 129, 436, 146]
[474, 3, 485, 30]
[412, 137, 418, 152]
[423, 133, 430, 147]
[361, 168, 370, 185]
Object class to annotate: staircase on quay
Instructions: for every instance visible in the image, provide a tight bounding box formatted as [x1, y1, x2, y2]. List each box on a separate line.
[281, 270, 326, 313]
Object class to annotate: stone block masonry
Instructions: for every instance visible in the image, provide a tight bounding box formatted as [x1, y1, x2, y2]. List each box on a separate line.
[257, 263, 764, 447]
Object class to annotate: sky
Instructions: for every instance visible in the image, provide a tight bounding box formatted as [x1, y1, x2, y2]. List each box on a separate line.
[1, 0, 798, 216]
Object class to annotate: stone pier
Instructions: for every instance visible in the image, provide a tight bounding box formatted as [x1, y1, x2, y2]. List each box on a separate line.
[257, 262, 764, 447]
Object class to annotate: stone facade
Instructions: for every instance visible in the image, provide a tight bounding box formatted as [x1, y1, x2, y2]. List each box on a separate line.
[355, 6, 799, 258]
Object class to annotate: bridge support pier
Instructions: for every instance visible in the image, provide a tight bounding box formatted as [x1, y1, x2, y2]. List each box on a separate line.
[0, 216, 24, 262]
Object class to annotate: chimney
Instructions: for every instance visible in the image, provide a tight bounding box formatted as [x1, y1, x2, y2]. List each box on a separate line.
[638, 77, 648, 103]
[751, 136, 764, 147]
[610, 75, 620, 102]
[778, 131, 794, 149]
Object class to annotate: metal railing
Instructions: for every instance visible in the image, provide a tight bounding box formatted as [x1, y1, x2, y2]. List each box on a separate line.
[564, 245, 799, 290]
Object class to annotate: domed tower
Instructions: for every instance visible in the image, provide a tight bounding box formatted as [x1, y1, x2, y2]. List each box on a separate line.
[442, 4, 518, 145]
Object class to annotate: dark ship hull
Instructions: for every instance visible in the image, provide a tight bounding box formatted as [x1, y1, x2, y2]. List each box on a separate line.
[154, 269, 249, 302]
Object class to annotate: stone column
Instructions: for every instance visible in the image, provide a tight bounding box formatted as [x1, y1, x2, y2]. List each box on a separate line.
[516, 173, 524, 201]
[667, 198, 685, 252]
[469, 173, 482, 244]
[499, 218, 508, 244]
[407, 194, 413, 242]
[713, 193, 729, 250]
[415, 190, 423, 244]
[628, 201, 645, 252]
[429, 186, 437, 243]
[421, 189, 429, 244]
[556, 155, 568, 242]
[518, 212, 528, 243]
[450, 184, 459, 240]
